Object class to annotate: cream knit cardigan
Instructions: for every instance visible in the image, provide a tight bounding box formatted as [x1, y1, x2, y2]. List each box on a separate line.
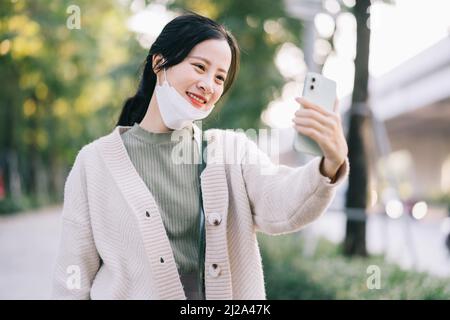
[52, 124, 349, 300]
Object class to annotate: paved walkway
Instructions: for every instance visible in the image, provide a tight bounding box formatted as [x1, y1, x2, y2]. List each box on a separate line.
[0, 205, 62, 300]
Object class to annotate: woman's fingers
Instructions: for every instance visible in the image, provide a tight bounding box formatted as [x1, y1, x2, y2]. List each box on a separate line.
[292, 97, 344, 151]
[294, 97, 348, 167]
[292, 116, 328, 134]
[294, 124, 322, 143]
[296, 97, 341, 123]
[295, 97, 334, 117]
[294, 108, 336, 131]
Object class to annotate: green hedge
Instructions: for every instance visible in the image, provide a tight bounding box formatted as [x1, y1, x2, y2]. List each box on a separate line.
[258, 233, 450, 299]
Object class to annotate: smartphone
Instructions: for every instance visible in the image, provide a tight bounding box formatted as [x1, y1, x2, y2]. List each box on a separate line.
[293, 72, 337, 156]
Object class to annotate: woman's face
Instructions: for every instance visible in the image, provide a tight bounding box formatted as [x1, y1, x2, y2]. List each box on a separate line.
[155, 39, 232, 110]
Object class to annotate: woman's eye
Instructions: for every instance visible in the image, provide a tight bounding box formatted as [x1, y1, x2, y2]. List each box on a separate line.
[193, 63, 224, 82]
[194, 64, 205, 71]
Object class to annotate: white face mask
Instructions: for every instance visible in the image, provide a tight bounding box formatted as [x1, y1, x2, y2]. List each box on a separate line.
[155, 68, 214, 130]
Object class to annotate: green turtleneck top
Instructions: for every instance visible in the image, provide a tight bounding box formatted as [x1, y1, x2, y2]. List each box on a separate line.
[121, 122, 201, 275]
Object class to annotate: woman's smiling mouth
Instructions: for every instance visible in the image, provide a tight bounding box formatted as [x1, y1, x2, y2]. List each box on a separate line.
[186, 91, 207, 108]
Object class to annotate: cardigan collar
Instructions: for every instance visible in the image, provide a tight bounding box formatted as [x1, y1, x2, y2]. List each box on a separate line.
[93, 123, 232, 299]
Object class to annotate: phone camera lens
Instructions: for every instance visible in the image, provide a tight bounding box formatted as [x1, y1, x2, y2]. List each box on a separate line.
[310, 85, 314, 90]
[312, 77, 316, 82]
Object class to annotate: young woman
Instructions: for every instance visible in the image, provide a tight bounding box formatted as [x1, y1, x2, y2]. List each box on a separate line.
[52, 12, 349, 300]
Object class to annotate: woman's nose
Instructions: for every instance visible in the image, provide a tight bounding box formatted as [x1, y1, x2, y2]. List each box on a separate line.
[198, 79, 214, 95]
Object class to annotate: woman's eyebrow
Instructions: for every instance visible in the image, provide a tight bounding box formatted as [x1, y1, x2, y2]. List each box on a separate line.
[189, 55, 228, 74]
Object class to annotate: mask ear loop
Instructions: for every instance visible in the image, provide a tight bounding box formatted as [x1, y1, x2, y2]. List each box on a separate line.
[155, 64, 167, 86]
[162, 68, 168, 85]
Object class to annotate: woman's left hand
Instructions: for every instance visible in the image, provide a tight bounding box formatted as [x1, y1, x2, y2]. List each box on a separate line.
[292, 97, 348, 180]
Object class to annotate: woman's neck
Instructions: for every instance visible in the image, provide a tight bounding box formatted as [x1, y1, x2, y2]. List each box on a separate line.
[139, 95, 173, 133]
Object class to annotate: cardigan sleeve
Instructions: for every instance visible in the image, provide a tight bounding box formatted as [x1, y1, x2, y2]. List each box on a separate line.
[51, 147, 101, 299]
[239, 133, 349, 235]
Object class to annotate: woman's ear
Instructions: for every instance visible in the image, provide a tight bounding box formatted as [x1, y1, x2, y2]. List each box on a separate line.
[152, 54, 165, 73]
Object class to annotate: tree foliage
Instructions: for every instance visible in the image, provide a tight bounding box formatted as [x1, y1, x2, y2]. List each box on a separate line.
[0, 0, 145, 211]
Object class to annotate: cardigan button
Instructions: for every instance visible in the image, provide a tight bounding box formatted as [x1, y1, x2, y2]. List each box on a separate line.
[145, 211, 151, 218]
[207, 212, 222, 226]
[208, 263, 221, 278]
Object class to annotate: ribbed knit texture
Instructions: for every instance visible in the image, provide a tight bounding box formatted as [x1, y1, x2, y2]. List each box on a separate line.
[51, 124, 350, 300]
[120, 123, 200, 274]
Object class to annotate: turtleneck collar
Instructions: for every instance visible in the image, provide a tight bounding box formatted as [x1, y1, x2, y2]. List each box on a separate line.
[128, 122, 194, 145]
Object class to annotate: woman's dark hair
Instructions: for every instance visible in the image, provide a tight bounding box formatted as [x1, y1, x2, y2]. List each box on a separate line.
[116, 11, 240, 126]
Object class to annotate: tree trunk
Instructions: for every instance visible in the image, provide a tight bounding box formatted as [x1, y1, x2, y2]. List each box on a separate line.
[0, 97, 13, 199]
[343, 0, 371, 257]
